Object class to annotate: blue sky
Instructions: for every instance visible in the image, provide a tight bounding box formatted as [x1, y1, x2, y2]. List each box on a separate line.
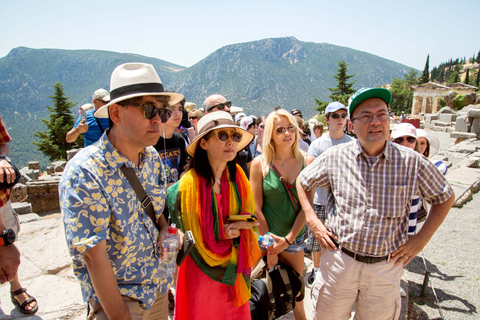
[1, 0, 478, 71]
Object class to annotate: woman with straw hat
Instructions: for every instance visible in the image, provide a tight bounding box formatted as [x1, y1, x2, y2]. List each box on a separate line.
[166, 111, 261, 320]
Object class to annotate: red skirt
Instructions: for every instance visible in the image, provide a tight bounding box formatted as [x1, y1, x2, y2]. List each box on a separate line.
[174, 255, 251, 320]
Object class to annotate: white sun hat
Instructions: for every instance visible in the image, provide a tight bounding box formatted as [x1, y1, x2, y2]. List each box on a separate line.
[186, 111, 254, 157]
[95, 63, 184, 118]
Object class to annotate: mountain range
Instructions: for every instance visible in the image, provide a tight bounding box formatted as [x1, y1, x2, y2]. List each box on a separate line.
[0, 36, 417, 167]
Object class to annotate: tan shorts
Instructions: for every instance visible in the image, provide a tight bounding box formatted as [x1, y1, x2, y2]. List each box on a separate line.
[311, 249, 402, 320]
[0, 200, 20, 235]
[87, 291, 168, 320]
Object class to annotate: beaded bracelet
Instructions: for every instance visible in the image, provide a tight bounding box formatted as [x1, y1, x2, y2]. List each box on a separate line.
[284, 237, 291, 245]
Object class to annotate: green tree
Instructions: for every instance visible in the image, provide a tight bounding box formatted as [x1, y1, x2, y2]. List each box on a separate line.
[465, 68, 470, 85]
[314, 98, 329, 114]
[419, 54, 430, 84]
[476, 70, 480, 87]
[447, 71, 459, 84]
[476, 50, 480, 63]
[327, 59, 357, 106]
[34, 82, 77, 162]
[454, 72, 460, 83]
[389, 70, 417, 115]
[404, 69, 419, 86]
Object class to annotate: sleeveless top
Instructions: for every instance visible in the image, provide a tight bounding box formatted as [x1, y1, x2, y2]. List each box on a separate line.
[261, 158, 306, 238]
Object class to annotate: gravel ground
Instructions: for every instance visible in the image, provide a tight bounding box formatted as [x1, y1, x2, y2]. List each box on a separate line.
[405, 129, 480, 320]
[405, 191, 480, 320]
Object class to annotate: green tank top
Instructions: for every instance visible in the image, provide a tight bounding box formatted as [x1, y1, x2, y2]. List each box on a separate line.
[262, 163, 306, 238]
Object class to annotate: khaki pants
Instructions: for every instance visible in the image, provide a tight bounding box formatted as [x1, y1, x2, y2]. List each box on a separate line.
[88, 291, 168, 320]
[0, 200, 20, 235]
[311, 249, 402, 320]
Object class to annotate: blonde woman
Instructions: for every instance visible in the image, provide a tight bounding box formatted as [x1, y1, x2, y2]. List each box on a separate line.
[250, 109, 313, 320]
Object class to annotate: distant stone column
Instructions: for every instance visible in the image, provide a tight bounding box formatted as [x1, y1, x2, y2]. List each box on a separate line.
[412, 95, 421, 115]
[432, 98, 439, 113]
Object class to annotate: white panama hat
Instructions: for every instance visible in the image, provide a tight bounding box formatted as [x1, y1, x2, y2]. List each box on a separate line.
[186, 111, 254, 157]
[95, 63, 184, 118]
[416, 129, 440, 155]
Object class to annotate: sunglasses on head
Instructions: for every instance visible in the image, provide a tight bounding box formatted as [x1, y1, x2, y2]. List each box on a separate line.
[207, 101, 232, 112]
[130, 103, 172, 123]
[275, 124, 296, 135]
[209, 130, 243, 143]
[330, 113, 348, 119]
[393, 136, 416, 144]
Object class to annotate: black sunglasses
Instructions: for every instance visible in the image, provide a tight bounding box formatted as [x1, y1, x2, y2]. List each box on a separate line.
[330, 113, 348, 119]
[393, 136, 416, 144]
[207, 101, 232, 112]
[130, 103, 172, 123]
[208, 130, 243, 143]
[189, 116, 197, 120]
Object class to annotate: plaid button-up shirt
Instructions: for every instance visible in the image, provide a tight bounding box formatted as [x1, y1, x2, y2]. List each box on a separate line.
[298, 139, 453, 256]
[0, 116, 12, 208]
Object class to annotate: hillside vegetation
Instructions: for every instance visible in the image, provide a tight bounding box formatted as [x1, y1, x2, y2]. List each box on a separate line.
[0, 37, 416, 168]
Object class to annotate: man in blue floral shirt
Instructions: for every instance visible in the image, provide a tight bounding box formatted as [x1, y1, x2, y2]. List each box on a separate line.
[59, 63, 184, 320]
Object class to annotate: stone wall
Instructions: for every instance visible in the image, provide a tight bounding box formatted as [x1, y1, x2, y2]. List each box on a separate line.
[11, 161, 65, 214]
[26, 180, 61, 213]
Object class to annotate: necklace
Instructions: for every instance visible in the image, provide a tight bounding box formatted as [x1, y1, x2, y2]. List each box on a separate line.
[275, 158, 289, 167]
[214, 177, 221, 184]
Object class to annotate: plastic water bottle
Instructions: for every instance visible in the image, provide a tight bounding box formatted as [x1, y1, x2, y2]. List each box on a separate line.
[158, 224, 180, 278]
[258, 234, 274, 246]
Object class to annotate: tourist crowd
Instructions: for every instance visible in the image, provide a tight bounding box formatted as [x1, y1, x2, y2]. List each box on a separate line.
[0, 62, 454, 320]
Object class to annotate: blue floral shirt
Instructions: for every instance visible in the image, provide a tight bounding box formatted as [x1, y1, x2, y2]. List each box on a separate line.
[59, 133, 171, 310]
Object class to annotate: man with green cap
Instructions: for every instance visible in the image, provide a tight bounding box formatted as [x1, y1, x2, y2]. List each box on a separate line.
[296, 87, 455, 319]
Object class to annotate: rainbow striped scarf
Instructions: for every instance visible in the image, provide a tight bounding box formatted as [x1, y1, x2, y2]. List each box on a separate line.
[167, 164, 261, 306]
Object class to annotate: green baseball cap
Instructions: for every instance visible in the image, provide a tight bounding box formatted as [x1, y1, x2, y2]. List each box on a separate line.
[348, 87, 392, 115]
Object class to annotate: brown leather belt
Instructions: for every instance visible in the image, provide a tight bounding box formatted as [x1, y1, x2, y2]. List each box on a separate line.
[330, 237, 389, 264]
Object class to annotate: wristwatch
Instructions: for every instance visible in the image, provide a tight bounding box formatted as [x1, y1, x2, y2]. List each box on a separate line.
[0, 228, 16, 246]
[0, 156, 11, 163]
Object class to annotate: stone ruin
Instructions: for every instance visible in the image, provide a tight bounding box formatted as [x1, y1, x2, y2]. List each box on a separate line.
[11, 160, 66, 215]
[422, 90, 480, 141]
[11, 148, 82, 215]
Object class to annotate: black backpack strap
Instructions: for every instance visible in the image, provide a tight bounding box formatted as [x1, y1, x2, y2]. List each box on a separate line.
[120, 164, 158, 229]
[94, 116, 105, 133]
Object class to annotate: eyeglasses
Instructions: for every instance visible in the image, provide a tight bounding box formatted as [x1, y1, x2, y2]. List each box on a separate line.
[189, 116, 197, 120]
[207, 101, 232, 112]
[393, 136, 416, 144]
[209, 130, 243, 143]
[292, 113, 303, 118]
[130, 103, 172, 123]
[275, 124, 296, 135]
[258, 124, 265, 129]
[351, 112, 389, 123]
[330, 113, 348, 119]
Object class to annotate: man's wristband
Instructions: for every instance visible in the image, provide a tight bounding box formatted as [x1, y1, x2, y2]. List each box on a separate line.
[284, 237, 291, 245]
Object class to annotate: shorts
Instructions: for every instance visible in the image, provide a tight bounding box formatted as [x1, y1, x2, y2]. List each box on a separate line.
[259, 234, 305, 253]
[306, 204, 325, 252]
[0, 200, 20, 235]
